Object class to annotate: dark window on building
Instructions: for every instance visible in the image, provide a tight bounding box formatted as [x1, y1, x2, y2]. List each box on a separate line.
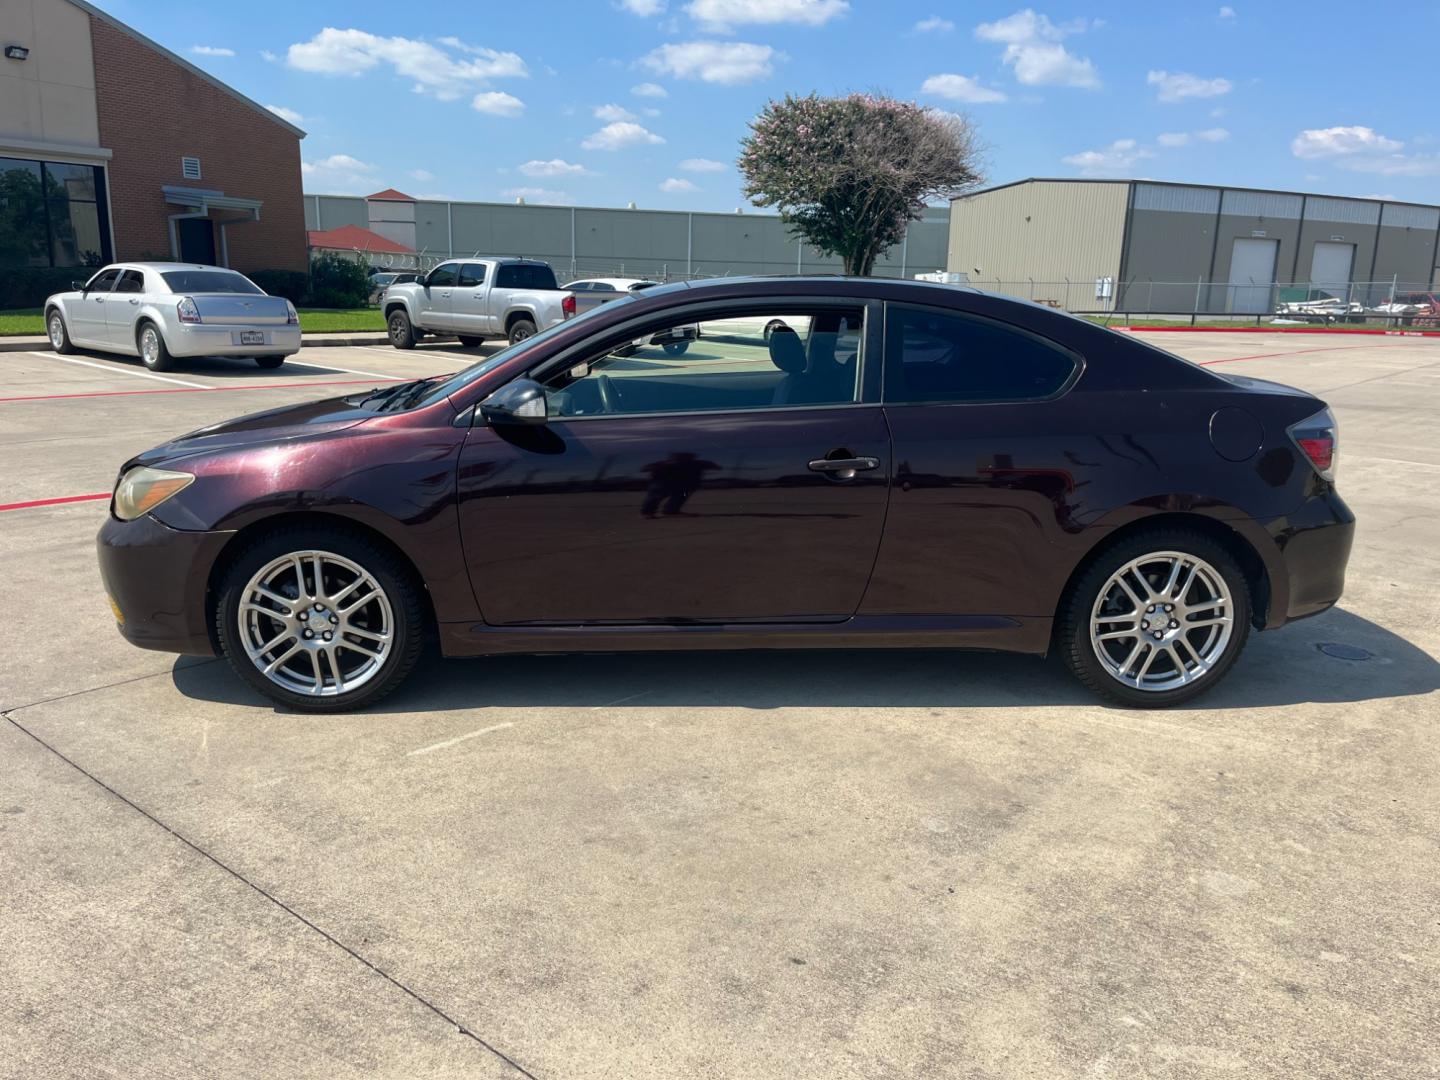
[458, 263, 487, 287]
[883, 306, 1078, 404]
[0, 156, 110, 268]
[495, 263, 559, 290]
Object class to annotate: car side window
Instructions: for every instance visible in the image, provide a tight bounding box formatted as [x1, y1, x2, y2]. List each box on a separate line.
[427, 264, 457, 288]
[495, 263, 559, 290]
[883, 306, 1078, 404]
[459, 263, 486, 288]
[541, 308, 864, 419]
[86, 268, 121, 292]
[115, 270, 145, 294]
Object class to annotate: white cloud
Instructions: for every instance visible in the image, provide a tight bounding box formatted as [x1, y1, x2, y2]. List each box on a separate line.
[1196, 127, 1229, 142]
[618, 0, 666, 13]
[631, 81, 669, 97]
[680, 157, 726, 172]
[1061, 138, 1153, 177]
[473, 91, 525, 117]
[264, 104, 304, 124]
[300, 154, 378, 194]
[1146, 69, 1232, 103]
[641, 41, 779, 84]
[1291, 125, 1403, 159]
[518, 158, 590, 177]
[595, 103, 637, 122]
[1218, 5, 1236, 17]
[502, 186, 574, 204]
[408, 169, 435, 182]
[660, 177, 700, 192]
[684, 0, 846, 31]
[921, 73, 1007, 104]
[915, 16, 955, 32]
[285, 28, 526, 101]
[582, 121, 665, 150]
[1157, 131, 1189, 147]
[1157, 127, 1230, 148]
[975, 10, 1099, 89]
[190, 45, 235, 57]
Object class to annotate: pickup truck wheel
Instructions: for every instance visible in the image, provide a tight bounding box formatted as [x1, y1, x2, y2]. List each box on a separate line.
[388, 310, 417, 350]
[457, 335, 485, 348]
[507, 318, 537, 345]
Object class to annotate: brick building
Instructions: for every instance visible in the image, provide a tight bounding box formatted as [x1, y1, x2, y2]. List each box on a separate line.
[1, 0, 306, 274]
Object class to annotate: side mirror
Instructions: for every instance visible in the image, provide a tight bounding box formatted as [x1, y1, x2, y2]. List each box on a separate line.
[480, 377, 548, 426]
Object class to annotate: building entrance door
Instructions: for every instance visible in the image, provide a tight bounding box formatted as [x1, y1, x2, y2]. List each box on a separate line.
[177, 217, 217, 264]
[1227, 237, 1279, 313]
[1310, 241, 1355, 300]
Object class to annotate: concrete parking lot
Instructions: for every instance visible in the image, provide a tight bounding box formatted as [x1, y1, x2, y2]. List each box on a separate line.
[1, 331, 1436, 1079]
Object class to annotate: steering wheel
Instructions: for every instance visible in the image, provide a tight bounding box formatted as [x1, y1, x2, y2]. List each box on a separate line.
[596, 373, 619, 414]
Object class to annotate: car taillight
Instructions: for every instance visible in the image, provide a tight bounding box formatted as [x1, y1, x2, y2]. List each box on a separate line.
[1288, 407, 1338, 482]
[562, 293, 576, 316]
[177, 296, 201, 324]
[285, 301, 299, 325]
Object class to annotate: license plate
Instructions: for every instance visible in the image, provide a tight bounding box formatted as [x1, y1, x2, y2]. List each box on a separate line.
[240, 331, 265, 345]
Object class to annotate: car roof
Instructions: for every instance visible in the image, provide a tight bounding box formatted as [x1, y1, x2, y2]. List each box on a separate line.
[99, 262, 246, 272]
[569, 278, 657, 289]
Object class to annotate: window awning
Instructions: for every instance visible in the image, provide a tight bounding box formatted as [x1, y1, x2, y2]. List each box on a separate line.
[162, 185, 262, 219]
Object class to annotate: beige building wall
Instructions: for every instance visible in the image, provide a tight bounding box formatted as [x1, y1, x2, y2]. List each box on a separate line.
[948, 180, 1128, 307]
[0, 0, 100, 152]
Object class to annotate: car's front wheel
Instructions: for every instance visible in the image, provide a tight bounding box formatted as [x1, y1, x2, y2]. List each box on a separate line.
[1058, 529, 1251, 708]
[47, 309, 76, 354]
[215, 527, 425, 712]
[388, 309, 417, 350]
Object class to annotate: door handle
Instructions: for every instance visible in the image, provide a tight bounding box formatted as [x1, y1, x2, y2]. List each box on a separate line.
[94, 296, 105, 303]
[807, 456, 880, 480]
[128, 298, 139, 305]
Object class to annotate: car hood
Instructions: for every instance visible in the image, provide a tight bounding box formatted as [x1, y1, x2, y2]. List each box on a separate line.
[129, 395, 372, 468]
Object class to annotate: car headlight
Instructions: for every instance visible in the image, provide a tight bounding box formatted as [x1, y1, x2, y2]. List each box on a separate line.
[113, 466, 195, 521]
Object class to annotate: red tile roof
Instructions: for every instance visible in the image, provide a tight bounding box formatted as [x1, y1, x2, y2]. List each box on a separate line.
[306, 225, 414, 254]
[366, 188, 415, 202]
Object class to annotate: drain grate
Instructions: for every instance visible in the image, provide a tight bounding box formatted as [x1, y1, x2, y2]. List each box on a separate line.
[1317, 642, 1373, 661]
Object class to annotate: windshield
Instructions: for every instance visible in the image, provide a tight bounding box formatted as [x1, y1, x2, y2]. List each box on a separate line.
[417, 296, 634, 407]
[160, 270, 262, 294]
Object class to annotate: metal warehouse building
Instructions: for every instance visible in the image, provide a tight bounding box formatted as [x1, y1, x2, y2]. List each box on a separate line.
[948, 178, 1440, 314]
[305, 190, 949, 282]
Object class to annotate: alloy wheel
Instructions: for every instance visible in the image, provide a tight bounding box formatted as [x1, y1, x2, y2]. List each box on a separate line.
[389, 314, 407, 344]
[48, 315, 64, 349]
[141, 327, 159, 364]
[238, 549, 394, 697]
[1089, 550, 1235, 692]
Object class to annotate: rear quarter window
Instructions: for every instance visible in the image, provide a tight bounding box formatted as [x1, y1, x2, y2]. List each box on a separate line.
[495, 263, 559, 290]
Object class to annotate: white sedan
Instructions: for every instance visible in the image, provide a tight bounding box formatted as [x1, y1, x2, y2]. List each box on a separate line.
[564, 277, 700, 354]
[44, 262, 301, 372]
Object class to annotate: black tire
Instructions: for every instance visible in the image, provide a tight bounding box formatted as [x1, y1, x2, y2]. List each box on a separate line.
[662, 341, 689, 356]
[1056, 528, 1252, 709]
[255, 355, 286, 370]
[46, 309, 76, 354]
[507, 318, 537, 345]
[215, 525, 425, 712]
[387, 309, 416, 350]
[137, 321, 174, 372]
[762, 318, 788, 342]
[457, 335, 485, 348]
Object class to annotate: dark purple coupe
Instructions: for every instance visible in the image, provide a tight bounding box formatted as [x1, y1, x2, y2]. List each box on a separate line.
[97, 277, 1353, 711]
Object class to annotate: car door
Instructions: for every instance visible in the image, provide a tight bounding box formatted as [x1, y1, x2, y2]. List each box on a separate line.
[451, 262, 488, 335]
[419, 263, 458, 331]
[862, 302, 1085, 621]
[105, 269, 147, 348]
[69, 267, 120, 347]
[456, 300, 889, 624]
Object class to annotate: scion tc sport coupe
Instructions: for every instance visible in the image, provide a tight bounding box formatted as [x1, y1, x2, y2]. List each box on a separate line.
[97, 277, 1353, 712]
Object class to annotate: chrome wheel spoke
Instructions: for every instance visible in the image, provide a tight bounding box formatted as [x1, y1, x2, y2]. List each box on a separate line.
[262, 642, 302, 675]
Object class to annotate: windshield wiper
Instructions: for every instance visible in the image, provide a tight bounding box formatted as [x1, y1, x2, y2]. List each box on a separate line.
[355, 380, 419, 409]
[380, 373, 451, 412]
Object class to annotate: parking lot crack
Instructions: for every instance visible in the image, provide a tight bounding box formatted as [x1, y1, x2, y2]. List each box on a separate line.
[2, 710, 541, 1080]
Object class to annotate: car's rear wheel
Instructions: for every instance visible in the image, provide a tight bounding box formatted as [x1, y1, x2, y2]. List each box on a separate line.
[662, 341, 689, 356]
[507, 318, 537, 345]
[1058, 529, 1251, 708]
[47, 310, 76, 354]
[457, 335, 485, 348]
[137, 321, 174, 371]
[215, 527, 424, 712]
[255, 355, 286, 370]
[388, 309, 416, 350]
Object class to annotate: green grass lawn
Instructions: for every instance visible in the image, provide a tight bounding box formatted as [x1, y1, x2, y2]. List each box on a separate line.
[0, 307, 385, 336]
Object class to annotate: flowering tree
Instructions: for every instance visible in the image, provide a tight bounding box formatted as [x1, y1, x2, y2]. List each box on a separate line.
[739, 93, 983, 276]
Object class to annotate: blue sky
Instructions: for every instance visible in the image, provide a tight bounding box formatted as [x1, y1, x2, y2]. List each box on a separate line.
[94, 0, 1440, 210]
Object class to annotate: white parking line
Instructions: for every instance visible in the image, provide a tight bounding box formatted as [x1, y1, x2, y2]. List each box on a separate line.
[284, 359, 403, 381]
[406, 721, 515, 757]
[26, 351, 210, 389]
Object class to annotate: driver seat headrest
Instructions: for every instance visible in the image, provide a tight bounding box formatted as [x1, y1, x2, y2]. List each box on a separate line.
[767, 325, 807, 373]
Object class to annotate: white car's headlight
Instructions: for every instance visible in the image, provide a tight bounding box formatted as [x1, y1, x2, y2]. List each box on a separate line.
[113, 466, 195, 521]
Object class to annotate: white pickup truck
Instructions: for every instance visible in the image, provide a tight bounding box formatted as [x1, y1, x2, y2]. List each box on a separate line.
[380, 258, 573, 349]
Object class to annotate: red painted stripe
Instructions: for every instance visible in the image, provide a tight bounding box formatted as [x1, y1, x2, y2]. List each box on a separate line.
[0, 492, 109, 513]
[1197, 344, 1373, 367]
[0, 377, 384, 404]
[1116, 325, 1440, 337]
